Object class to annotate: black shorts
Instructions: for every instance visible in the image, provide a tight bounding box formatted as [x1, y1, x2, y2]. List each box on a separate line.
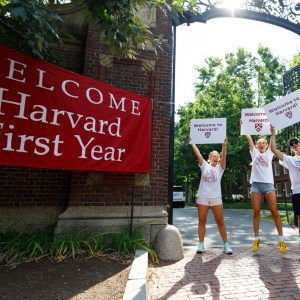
[292, 193, 300, 216]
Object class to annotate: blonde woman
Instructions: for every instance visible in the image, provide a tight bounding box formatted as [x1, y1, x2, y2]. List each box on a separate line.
[190, 137, 233, 255]
[244, 133, 286, 254]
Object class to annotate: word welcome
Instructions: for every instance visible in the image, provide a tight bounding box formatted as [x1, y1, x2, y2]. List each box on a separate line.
[268, 98, 299, 116]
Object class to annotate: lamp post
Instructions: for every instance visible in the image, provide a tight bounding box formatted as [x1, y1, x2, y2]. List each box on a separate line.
[168, 23, 177, 225]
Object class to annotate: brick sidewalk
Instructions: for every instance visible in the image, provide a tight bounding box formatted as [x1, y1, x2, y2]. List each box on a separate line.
[149, 243, 300, 300]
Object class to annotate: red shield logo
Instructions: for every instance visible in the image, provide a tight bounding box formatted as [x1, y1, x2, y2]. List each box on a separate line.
[205, 132, 211, 139]
[255, 123, 263, 132]
[285, 111, 293, 119]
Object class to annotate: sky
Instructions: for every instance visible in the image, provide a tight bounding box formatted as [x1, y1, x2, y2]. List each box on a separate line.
[174, 17, 300, 119]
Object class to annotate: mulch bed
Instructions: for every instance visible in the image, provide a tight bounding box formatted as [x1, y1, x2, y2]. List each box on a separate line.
[0, 257, 131, 300]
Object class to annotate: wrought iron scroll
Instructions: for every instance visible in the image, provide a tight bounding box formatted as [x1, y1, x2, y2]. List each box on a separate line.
[283, 65, 300, 95]
[283, 64, 299, 224]
[283, 64, 300, 145]
[179, 0, 300, 35]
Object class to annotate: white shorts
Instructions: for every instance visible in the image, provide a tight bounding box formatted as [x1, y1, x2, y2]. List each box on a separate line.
[197, 196, 222, 206]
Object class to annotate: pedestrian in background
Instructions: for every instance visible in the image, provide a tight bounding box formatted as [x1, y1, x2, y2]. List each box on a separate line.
[270, 125, 300, 236]
[244, 131, 286, 254]
[190, 137, 233, 255]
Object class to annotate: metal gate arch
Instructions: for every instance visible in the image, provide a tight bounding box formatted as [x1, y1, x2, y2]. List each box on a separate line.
[169, 0, 299, 223]
[177, 0, 300, 34]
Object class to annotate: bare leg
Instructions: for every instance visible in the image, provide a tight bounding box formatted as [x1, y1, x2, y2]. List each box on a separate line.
[265, 191, 283, 236]
[197, 204, 209, 242]
[211, 205, 228, 243]
[251, 192, 262, 237]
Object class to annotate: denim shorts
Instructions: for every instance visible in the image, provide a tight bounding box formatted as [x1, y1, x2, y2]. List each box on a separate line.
[250, 182, 275, 195]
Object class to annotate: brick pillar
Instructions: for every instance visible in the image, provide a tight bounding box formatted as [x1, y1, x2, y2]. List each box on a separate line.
[55, 6, 173, 241]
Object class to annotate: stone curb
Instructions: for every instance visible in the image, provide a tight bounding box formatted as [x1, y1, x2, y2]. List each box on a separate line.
[123, 250, 148, 300]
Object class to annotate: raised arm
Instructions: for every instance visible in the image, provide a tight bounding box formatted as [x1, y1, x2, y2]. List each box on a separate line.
[191, 144, 204, 166]
[270, 125, 284, 161]
[241, 119, 254, 151]
[245, 134, 255, 152]
[220, 138, 227, 169]
[189, 136, 204, 166]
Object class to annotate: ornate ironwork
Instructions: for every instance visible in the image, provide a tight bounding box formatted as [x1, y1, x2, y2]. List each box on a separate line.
[283, 65, 300, 95]
[283, 64, 300, 146]
[179, 0, 300, 35]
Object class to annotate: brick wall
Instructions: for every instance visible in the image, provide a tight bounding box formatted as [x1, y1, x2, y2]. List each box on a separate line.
[0, 166, 71, 207]
[66, 7, 173, 207]
[52, 44, 85, 74]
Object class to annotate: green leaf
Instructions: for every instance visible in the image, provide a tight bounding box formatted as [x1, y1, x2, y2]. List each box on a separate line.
[10, 6, 28, 21]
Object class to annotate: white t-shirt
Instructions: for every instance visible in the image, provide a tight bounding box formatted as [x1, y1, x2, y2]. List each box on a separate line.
[198, 160, 224, 198]
[250, 147, 274, 184]
[279, 155, 300, 194]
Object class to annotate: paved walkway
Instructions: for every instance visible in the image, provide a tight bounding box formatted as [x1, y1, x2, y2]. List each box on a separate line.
[149, 243, 300, 300]
[172, 208, 299, 247]
[149, 208, 300, 300]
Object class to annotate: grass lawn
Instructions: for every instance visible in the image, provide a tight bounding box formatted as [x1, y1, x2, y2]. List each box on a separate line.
[189, 201, 293, 211]
[188, 202, 294, 224]
[222, 201, 293, 224]
[223, 201, 293, 211]
[260, 213, 290, 224]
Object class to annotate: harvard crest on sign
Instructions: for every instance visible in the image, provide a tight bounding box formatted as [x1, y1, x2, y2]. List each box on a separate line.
[285, 111, 293, 119]
[205, 132, 211, 138]
[255, 123, 263, 132]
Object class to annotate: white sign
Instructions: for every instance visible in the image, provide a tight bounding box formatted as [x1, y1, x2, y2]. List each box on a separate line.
[262, 89, 300, 131]
[240, 108, 270, 135]
[189, 118, 226, 144]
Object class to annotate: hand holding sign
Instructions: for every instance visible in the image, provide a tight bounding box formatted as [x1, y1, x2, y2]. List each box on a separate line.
[189, 118, 226, 144]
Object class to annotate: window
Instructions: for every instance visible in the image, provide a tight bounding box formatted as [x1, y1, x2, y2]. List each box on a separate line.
[275, 183, 281, 197]
[273, 161, 280, 176]
[247, 170, 251, 182]
[283, 167, 288, 174]
[284, 181, 291, 197]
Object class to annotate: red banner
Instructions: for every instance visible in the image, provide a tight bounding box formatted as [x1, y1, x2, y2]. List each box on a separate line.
[0, 45, 151, 172]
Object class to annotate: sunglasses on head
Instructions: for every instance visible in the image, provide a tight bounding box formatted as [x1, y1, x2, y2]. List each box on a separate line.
[289, 140, 298, 147]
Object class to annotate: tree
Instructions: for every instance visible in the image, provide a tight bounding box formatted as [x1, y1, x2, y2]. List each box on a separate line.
[288, 53, 300, 69]
[0, 0, 195, 60]
[174, 46, 287, 198]
[255, 45, 286, 106]
[0, 0, 63, 60]
[82, 0, 188, 59]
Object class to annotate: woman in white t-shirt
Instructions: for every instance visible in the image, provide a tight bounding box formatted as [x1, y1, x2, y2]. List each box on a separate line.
[190, 137, 233, 255]
[245, 133, 286, 254]
[270, 125, 300, 236]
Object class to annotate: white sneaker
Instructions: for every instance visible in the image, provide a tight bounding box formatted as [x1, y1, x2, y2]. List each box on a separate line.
[224, 243, 233, 255]
[196, 242, 205, 254]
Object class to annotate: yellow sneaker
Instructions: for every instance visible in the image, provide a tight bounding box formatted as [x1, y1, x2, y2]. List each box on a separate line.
[252, 239, 260, 252]
[279, 241, 286, 254]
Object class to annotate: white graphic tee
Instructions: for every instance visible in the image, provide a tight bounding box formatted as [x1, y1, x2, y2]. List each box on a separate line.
[280, 155, 300, 194]
[198, 160, 224, 198]
[250, 147, 274, 184]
